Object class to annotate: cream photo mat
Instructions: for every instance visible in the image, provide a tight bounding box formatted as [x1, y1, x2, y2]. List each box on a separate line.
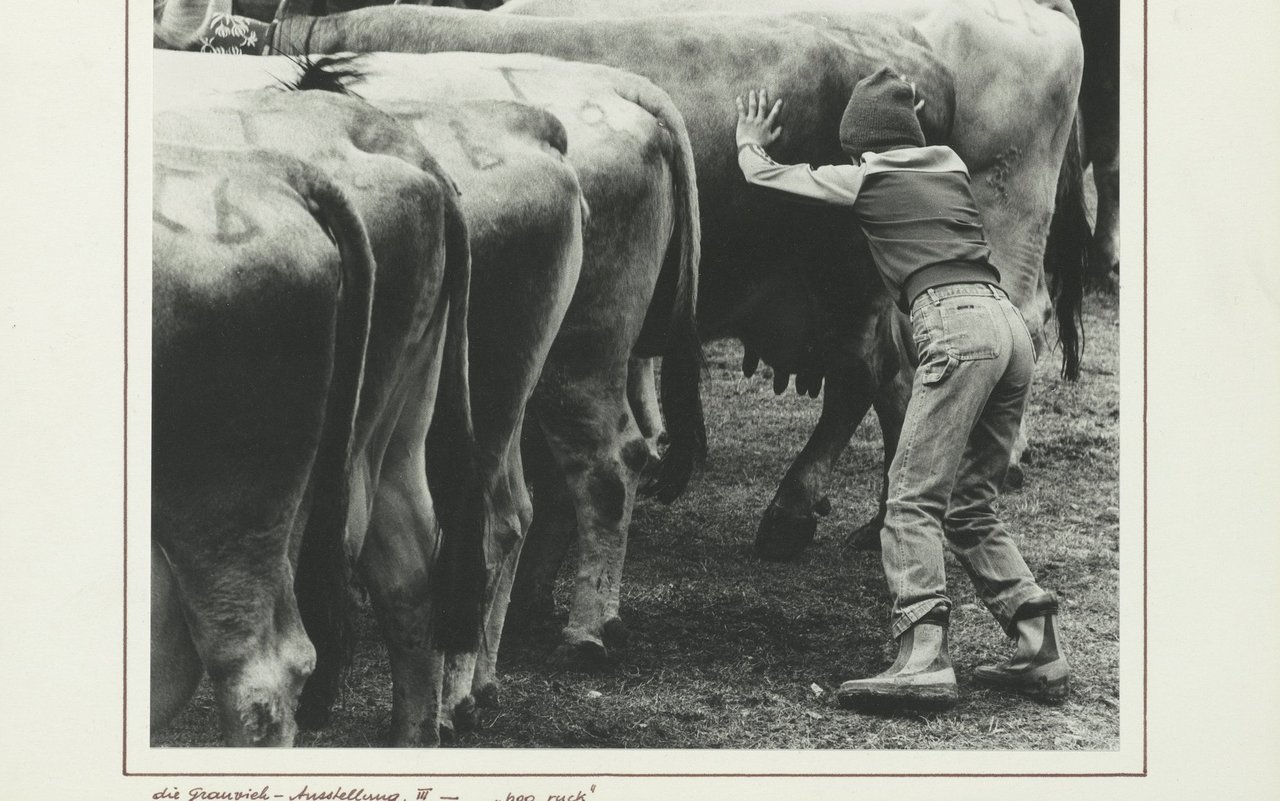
[3, 0, 1276, 797]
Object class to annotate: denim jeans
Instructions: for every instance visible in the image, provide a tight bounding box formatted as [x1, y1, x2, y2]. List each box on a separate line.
[882, 283, 1045, 638]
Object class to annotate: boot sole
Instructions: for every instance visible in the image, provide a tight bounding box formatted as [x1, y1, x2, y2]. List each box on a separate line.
[973, 672, 1070, 705]
[836, 683, 959, 714]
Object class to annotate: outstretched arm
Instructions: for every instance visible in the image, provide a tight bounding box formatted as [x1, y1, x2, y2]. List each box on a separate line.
[735, 89, 867, 206]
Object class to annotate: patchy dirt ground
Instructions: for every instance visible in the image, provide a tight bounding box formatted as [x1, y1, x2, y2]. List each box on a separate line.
[157, 289, 1120, 750]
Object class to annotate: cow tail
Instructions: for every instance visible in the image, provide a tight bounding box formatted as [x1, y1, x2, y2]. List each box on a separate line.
[1045, 114, 1088, 381]
[424, 191, 487, 656]
[638, 81, 707, 504]
[294, 172, 376, 729]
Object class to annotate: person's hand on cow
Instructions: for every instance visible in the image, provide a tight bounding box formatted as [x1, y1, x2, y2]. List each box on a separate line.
[735, 89, 783, 150]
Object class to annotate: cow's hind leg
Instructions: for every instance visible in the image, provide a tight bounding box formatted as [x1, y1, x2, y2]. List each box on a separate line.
[506, 428, 577, 637]
[755, 357, 877, 561]
[1090, 151, 1120, 281]
[358, 448, 446, 747]
[628, 356, 666, 490]
[531, 362, 648, 666]
[440, 445, 533, 726]
[847, 366, 910, 551]
[356, 320, 451, 747]
[150, 543, 204, 736]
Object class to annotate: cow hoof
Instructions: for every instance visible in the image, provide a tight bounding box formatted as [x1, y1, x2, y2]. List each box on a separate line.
[552, 640, 612, 671]
[1003, 463, 1025, 490]
[755, 504, 817, 561]
[474, 681, 501, 710]
[450, 694, 479, 735]
[846, 519, 883, 551]
[601, 617, 630, 649]
[437, 720, 456, 745]
[400, 723, 441, 748]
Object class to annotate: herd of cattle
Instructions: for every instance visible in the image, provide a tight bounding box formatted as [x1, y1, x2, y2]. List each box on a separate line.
[150, 0, 1118, 747]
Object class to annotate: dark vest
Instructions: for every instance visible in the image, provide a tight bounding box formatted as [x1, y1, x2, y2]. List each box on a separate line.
[854, 168, 1000, 311]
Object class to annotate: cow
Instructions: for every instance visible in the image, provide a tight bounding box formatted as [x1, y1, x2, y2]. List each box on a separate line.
[151, 140, 379, 745]
[262, 3, 1086, 570]
[153, 73, 581, 745]
[495, 0, 1092, 551]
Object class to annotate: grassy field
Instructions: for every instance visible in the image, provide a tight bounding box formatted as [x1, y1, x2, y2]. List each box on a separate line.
[158, 289, 1121, 750]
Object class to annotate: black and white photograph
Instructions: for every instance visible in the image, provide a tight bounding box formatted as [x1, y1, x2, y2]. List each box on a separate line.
[3, 0, 1279, 797]
[145, 0, 1126, 754]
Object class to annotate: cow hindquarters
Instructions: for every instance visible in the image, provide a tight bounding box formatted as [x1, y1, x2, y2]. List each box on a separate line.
[152, 219, 339, 745]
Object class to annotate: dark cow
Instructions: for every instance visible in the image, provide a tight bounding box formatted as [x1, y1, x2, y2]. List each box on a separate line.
[266, 4, 1086, 567]
[153, 76, 508, 746]
[497, 0, 1091, 553]
[1073, 0, 1120, 280]
[151, 140, 378, 745]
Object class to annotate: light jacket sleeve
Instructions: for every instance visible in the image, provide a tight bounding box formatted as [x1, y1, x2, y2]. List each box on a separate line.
[737, 144, 866, 206]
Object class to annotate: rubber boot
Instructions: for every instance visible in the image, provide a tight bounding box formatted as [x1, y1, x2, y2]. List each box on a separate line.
[974, 592, 1070, 704]
[837, 605, 958, 712]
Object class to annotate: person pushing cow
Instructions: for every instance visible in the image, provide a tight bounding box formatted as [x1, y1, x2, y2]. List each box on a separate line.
[734, 67, 1069, 711]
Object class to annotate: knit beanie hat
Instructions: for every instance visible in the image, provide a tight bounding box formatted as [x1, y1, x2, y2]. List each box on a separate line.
[838, 67, 926, 158]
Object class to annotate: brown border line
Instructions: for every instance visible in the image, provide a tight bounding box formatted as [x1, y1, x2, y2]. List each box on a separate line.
[122, 0, 131, 779]
[1141, 0, 1151, 778]
[124, 0, 1152, 772]
[129, 772, 1143, 779]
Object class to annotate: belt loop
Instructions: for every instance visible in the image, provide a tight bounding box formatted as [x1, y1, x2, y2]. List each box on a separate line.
[927, 287, 940, 306]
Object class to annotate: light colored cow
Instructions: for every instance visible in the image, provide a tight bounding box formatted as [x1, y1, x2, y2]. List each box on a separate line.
[151, 139, 380, 746]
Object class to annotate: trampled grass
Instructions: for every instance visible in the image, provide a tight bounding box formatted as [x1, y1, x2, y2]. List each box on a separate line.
[157, 290, 1121, 750]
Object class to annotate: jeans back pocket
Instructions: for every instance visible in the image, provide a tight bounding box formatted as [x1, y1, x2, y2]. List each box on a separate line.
[938, 301, 1000, 361]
